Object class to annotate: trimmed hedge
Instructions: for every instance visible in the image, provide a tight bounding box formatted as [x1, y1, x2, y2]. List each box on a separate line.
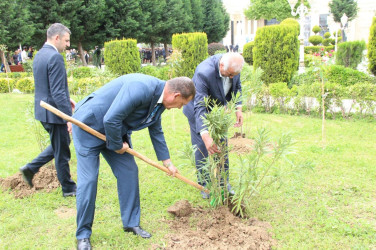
[253, 24, 299, 84]
[172, 32, 208, 78]
[104, 39, 141, 75]
[0, 72, 32, 78]
[368, 17, 376, 75]
[280, 18, 299, 35]
[138, 65, 169, 80]
[16, 78, 34, 93]
[336, 41, 366, 69]
[309, 35, 323, 46]
[208, 43, 225, 56]
[68, 66, 92, 79]
[0, 79, 16, 93]
[304, 46, 335, 54]
[242, 41, 254, 65]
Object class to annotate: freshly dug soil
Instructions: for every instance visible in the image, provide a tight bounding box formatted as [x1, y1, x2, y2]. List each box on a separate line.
[229, 134, 254, 154]
[0, 165, 60, 198]
[164, 201, 275, 249]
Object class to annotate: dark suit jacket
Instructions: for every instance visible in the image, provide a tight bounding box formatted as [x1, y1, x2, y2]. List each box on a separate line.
[73, 73, 170, 161]
[33, 44, 71, 124]
[183, 54, 242, 134]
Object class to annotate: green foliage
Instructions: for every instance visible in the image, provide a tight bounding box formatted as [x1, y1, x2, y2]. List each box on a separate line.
[231, 128, 294, 217]
[312, 25, 321, 34]
[138, 65, 170, 80]
[16, 78, 34, 93]
[0, 72, 32, 79]
[304, 46, 335, 54]
[242, 42, 255, 65]
[201, 94, 241, 207]
[309, 35, 323, 46]
[207, 43, 225, 56]
[104, 39, 141, 75]
[171, 32, 208, 78]
[368, 17, 376, 75]
[324, 65, 375, 86]
[322, 38, 332, 46]
[253, 24, 299, 84]
[201, 0, 229, 43]
[245, 0, 297, 22]
[69, 77, 103, 97]
[0, 79, 15, 93]
[324, 32, 331, 39]
[336, 41, 366, 69]
[67, 66, 92, 79]
[190, 0, 204, 31]
[329, 0, 358, 23]
[269, 82, 294, 113]
[280, 18, 300, 35]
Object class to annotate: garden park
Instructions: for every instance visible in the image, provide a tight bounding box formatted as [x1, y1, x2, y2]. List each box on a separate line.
[1, 1, 376, 249]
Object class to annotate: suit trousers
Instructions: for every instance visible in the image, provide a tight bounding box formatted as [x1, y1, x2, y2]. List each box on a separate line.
[73, 126, 141, 239]
[186, 118, 229, 187]
[26, 122, 76, 193]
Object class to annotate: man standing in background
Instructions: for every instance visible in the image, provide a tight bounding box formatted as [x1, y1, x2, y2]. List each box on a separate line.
[19, 23, 77, 197]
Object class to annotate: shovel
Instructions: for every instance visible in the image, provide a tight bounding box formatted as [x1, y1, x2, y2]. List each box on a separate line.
[40, 100, 209, 194]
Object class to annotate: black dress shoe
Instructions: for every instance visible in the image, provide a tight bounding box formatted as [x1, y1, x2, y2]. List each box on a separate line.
[124, 226, 152, 238]
[19, 166, 34, 187]
[63, 191, 76, 197]
[77, 238, 91, 250]
[200, 190, 210, 199]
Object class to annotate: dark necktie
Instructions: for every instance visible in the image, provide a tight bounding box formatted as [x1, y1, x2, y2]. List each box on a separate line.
[146, 103, 162, 123]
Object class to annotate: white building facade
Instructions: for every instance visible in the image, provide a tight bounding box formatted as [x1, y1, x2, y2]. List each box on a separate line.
[221, 0, 376, 51]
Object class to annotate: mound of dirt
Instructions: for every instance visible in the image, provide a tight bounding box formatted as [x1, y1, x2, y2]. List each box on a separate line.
[167, 199, 193, 217]
[163, 201, 275, 249]
[0, 165, 60, 198]
[229, 134, 254, 154]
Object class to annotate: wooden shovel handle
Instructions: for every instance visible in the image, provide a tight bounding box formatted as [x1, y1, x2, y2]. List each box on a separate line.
[40, 100, 209, 193]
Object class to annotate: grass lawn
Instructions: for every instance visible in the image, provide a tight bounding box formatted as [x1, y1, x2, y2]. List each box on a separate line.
[0, 93, 375, 249]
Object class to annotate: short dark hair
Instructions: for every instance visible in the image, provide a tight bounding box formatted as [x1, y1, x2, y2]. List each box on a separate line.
[167, 77, 195, 99]
[47, 23, 71, 39]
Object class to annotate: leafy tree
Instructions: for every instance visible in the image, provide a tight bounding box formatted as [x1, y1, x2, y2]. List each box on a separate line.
[190, 0, 204, 31]
[368, 17, 376, 75]
[27, 0, 61, 48]
[329, 0, 358, 41]
[202, 0, 230, 43]
[0, 0, 34, 50]
[159, 0, 193, 58]
[61, 0, 106, 66]
[102, 0, 147, 42]
[245, 0, 292, 22]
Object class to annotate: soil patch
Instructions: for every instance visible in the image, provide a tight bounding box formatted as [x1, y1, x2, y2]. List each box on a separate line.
[229, 134, 254, 154]
[55, 206, 76, 219]
[0, 165, 60, 198]
[163, 201, 275, 249]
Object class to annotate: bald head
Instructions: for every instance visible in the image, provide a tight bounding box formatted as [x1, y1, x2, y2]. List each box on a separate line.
[220, 53, 245, 75]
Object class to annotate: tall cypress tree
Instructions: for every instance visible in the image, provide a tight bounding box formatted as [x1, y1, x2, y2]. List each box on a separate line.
[202, 0, 229, 43]
[190, 0, 204, 31]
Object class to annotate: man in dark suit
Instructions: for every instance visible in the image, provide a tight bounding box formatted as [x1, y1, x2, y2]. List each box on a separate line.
[183, 53, 244, 199]
[19, 23, 77, 197]
[73, 73, 195, 250]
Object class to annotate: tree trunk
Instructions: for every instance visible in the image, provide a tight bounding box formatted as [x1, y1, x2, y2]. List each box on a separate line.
[151, 43, 156, 66]
[164, 43, 169, 58]
[0, 50, 11, 73]
[77, 42, 87, 66]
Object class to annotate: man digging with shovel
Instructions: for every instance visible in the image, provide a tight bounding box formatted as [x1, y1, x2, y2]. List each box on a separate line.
[71, 73, 195, 250]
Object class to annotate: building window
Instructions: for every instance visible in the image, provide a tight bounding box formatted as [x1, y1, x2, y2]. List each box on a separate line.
[319, 14, 329, 37]
[265, 18, 280, 26]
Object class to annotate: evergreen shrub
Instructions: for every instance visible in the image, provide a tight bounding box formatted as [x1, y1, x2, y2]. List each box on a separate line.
[280, 18, 300, 35]
[104, 39, 141, 75]
[253, 24, 299, 84]
[304, 46, 334, 54]
[0, 72, 31, 78]
[0, 79, 15, 93]
[309, 35, 323, 46]
[322, 39, 331, 46]
[208, 43, 225, 55]
[336, 41, 366, 69]
[368, 17, 376, 75]
[324, 65, 375, 86]
[324, 32, 331, 39]
[68, 66, 92, 79]
[16, 78, 34, 93]
[242, 41, 254, 65]
[172, 32, 208, 78]
[312, 25, 321, 34]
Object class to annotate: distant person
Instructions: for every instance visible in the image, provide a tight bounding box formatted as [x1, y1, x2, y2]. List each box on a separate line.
[72, 74, 195, 250]
[19, 23, 77, 197]
[13, 50, 19, 65]
[93, 46, 101, 68]
[84, 50, 89, 64]
[21, 46, 29, 62]
[28, 46, 34, 59]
